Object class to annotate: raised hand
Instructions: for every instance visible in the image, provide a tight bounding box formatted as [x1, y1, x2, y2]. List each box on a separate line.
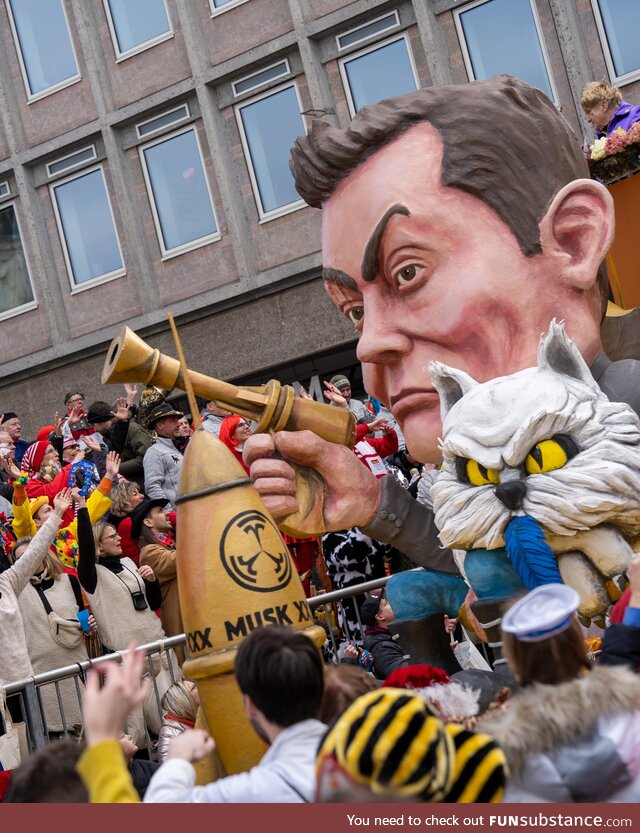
[124, 384, 139, 406]
[82, 644, 151, 747]
[53, 411, 63, 437]
[167, 729, 215, 763]
[105, 451, 121, 480]
[83, 435, 102, 454]
[0, 457, 21, 480]
[53, 487, 73, 517]
[323, 381, 348, 408]
[113, 397, 130, 421]
[68, 404, 84, 427]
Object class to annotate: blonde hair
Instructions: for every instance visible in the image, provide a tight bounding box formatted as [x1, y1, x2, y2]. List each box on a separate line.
[93, 521, 116, 558]
[161, 680, 198, 722]
[110, 481, 140, 517]
[580, 80, 622, 112]
[13, 537, 64, 580]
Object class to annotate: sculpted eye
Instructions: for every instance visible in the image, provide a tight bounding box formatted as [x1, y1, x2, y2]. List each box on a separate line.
[456, 457, 499, 487]
[524, 435, 578, 475]
[396, 265, 417, 286]
[346, 306, 364, 326]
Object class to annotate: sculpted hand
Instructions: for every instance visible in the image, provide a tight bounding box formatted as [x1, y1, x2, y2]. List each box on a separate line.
[167, 729, 215, 763]
[82, 644, 151, 747]
[243, 431, 381, 531]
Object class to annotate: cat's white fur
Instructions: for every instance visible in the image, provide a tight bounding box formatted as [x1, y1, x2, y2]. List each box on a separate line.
[428, 321, 640, 615]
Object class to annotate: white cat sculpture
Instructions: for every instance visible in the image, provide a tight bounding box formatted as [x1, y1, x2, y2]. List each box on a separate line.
[430, 320, 640, 622]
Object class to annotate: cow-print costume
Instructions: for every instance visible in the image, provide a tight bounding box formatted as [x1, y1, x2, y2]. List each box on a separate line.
[322, 527, 390, 644]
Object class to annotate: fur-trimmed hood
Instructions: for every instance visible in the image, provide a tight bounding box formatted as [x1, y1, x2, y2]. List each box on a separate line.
[478, 665, 640, 775]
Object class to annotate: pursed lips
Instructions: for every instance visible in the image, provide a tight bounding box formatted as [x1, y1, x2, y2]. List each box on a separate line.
[389, 388, 439, 419]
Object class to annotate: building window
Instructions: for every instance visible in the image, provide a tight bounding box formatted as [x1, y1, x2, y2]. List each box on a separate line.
[236, 83, 306, 220]
[336, 10, 400, 51]
[0, 202, 37, 319]
[0, 182, 10, 199]
[592, 0, 640, 83]
[136, 104, 190, 139]
[139, 126, 220, 258]
[50, 167, 125, 290]
[454, 0, 556, 102]
[46, 145, 97, 178]
[5, 0, 80, 101]
[339, 34, 418, 116]
[210, 0, 250, 15]
[103, 0, 173, 61]
[233, 60, 290, 97]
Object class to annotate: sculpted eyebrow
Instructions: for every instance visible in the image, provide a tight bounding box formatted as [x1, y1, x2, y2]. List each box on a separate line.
[322, 267, 358, 290]
[361, 203, 411, 282]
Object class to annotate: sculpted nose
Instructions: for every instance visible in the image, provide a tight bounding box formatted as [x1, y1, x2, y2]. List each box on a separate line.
[494, 480, 527, 510]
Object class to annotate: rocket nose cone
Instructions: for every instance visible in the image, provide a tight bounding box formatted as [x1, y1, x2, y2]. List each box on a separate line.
[177, 429, 249, 498]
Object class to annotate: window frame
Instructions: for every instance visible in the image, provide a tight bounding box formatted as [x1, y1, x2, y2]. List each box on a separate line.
[5, 0, 81, 103]
[49, 164, 126, 294]
[338, 32, 419, 118]
[209, 0, 250, 18]
[232, 59, 291, 98]
[136, 103, 190, 140]
[138, 123, 221, 260]
[0, 182, 10, 199]
[45, 144, 97, 178]
[102, 0, 174, 63]
[234, 80, 307, 223]
[591, 0, 640, 85]
[336, 9, 401, 52]
[0, 199, 38, 321]
[453, 0, 558, 105]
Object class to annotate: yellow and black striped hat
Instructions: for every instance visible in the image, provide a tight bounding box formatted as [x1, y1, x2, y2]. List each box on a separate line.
[317, 688, 455, 802]
[316, 689, 507, 803]
[443, 724, 507, 803]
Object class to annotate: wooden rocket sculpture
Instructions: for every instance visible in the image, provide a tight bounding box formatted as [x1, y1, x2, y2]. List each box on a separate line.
[176, 427, 326, 773]
[102, 319, 334, 773]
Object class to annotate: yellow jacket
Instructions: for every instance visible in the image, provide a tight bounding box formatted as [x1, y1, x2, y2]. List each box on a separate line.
[12, 478, 114, 566]
[76, 739, 140, 803]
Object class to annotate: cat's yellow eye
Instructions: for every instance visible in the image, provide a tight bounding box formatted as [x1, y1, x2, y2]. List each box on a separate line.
[466, 459, 499, 486]
[525, 439, 568, 475]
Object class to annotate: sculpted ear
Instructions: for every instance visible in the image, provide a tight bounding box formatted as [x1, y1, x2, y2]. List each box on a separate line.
[429, 361, 478, 422]
[538, 179, 614, 291]
[538, 320, 600, 392]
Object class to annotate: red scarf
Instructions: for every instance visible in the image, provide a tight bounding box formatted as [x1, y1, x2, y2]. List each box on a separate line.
[164, 711, 195, 728]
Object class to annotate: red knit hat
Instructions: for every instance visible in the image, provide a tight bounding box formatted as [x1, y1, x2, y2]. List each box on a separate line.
[21, 440, 50, 476]
[382, 664, 450, 690]
[37, 425, 55, 442]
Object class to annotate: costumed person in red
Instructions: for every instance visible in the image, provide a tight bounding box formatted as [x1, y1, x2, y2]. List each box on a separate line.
[20, 441, 74, 525]
[218, 415, 252, 474]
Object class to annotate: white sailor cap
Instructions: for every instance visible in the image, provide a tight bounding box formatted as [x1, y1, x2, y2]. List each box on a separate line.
[502, 584, 580, 643]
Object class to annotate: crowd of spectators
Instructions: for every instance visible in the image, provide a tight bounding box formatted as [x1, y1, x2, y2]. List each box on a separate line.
[0, 377, 637, 806]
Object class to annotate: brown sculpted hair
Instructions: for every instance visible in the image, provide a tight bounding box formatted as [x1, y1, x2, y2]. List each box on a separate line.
[502, 618, 590, 687]
[291, 75, 608, 312]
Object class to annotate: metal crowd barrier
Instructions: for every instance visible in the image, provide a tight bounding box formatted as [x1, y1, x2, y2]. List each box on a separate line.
[0, 577, 393, 759]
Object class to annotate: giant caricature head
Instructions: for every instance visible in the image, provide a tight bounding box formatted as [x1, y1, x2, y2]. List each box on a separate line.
[290, 76, 615, 463]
